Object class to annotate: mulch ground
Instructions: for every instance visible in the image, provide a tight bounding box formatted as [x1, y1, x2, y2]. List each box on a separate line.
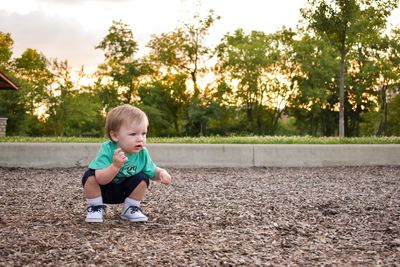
[0, 166, 399, 266]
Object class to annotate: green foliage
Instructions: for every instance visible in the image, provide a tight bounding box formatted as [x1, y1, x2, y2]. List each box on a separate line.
[0, 47, 54, 136]
[147, 10, 219, 135]
[147, 10, 219, 94]
[2, 135, 399, 144]
[301, 0, 399, 137]
[289, 33, 339, 136]
[0, 33, 29, 135]
[0, 90, 30, 135]
[95, 20, 138, 62]
[359, 94, 400, 136]
[138, 75, 188, 136]
[93, 82, 121, 112]
[44, 60, 104, 137]
[204, 103, 243, 136]
[95, 20, 145, 105]
[216, 29, 275, 134]
[0, 136, 106, 143]
[359, 111, 381, 136]
[0, 32, 13, 68]
[275, 117, 300, 136]
[13, 48, 53, 118]
[1, 8, 400, 138]
[386, 94, 400, 135]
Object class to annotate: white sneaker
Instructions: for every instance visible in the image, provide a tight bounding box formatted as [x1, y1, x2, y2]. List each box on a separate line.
[85, 205, 106, 223]
[121, 206, 148, 222]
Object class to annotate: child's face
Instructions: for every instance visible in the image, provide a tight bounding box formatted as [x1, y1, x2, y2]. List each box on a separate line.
[111, 120, 148, 155]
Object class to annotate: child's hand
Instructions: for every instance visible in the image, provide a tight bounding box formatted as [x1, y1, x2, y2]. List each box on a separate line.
[159, 169, 172, 186]
[112, 148, 128, 168]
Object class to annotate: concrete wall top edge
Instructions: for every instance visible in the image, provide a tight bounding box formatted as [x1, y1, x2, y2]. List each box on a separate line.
[1, 143, 399, 168]
[1, 142, 399, 146]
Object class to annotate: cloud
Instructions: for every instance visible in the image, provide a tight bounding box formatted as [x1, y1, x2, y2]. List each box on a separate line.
[0, 0, 313, 70]
[0, 9, 104, 68]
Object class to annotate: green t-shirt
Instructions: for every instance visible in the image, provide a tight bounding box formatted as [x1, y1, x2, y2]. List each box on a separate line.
[89, 140, 156, 183]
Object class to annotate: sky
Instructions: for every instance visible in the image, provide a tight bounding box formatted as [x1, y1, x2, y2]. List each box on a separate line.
[1, 0, 399, 72]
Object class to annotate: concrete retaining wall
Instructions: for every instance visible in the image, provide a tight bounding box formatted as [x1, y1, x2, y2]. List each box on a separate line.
[0, 143, 399, 168]
[253, 144, 400, 167]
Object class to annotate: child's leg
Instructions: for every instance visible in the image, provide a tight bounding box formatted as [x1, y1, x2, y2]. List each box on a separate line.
[83, 175, 101, 199]
[82, 169, 105, 223]
[122, 180, 147, 210]
[128, 180, 148, 201]
[121, 173, 149, 222]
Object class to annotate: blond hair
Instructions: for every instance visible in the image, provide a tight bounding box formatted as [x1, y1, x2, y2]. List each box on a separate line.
[105, 104, 148, 140]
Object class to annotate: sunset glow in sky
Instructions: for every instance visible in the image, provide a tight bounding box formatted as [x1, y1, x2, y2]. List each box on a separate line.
[1, 0, 399, 72]
[0, 0, 310, 70]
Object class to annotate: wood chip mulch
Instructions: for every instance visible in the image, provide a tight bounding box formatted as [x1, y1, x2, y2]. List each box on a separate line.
[0, 166, 399, 266]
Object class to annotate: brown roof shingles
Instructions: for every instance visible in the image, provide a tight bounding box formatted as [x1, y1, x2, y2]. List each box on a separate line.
[0, 70, 19, 90]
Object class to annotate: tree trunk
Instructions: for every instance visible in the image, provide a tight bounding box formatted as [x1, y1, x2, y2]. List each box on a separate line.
[191, 71, 199, 97]
[376, 85, 387, 136]
[271, 108, 281, 135]
[339, 34, 346, 138]
[339, 53, 344, 138]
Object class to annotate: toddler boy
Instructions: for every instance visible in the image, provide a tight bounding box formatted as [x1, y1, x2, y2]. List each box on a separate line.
[82, 104, 171, 223]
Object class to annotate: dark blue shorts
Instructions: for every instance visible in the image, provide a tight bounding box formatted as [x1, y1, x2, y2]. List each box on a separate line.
[81, 169, 150, 204]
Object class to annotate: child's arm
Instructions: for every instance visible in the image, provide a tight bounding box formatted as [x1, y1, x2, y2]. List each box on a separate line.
[95, 148, 127, 185]
[153, 167, 172, 186]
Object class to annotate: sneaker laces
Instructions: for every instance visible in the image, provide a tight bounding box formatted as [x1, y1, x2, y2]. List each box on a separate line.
[125, 206, 142, 214]
[87, 205, 106, 213]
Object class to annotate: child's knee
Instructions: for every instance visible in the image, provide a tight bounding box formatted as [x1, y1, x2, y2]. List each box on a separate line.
[131, 179, 148, 193]
[84, 175, 98, 187]
[138, 179, 148, 188]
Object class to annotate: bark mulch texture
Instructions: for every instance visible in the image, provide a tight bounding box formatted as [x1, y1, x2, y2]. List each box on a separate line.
[0, 166, 399, 266]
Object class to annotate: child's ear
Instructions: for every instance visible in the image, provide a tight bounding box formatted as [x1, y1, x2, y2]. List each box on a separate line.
[110, 131, 118, 142]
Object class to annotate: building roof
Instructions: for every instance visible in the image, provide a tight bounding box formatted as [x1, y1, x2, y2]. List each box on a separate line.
[0, 70, 19, 90]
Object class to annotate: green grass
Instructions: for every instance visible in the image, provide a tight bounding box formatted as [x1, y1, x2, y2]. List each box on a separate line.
[1, 136, 400, 144]
[0, 136, 106, 143]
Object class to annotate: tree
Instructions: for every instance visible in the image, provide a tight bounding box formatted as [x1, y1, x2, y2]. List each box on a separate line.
[13, 48, 53, 116]
[345, 38, 382, 136]
[95, 20, 145, 107]
[138, 74, 188, 136]
[148, 10, 219, 96]
[147, 10, 220, 135]
[302, 0, 399, 137]
[45, 60, 103, 136]
[290, 33, 339, 136]
[0, 32, 13, 69]
[266, 28, 299, 134]
[202, 81, 244, 135]
[215, 29, 279, 134]
[11, 48, 53, 135]
[0, 32, 22, 135]
[386, 94, 400, 135]
[375, 27, 400, 136]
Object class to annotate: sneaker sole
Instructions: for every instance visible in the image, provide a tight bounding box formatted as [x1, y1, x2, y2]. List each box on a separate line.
[86, 218, 103, 223]
[120, 215, 148, 222]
